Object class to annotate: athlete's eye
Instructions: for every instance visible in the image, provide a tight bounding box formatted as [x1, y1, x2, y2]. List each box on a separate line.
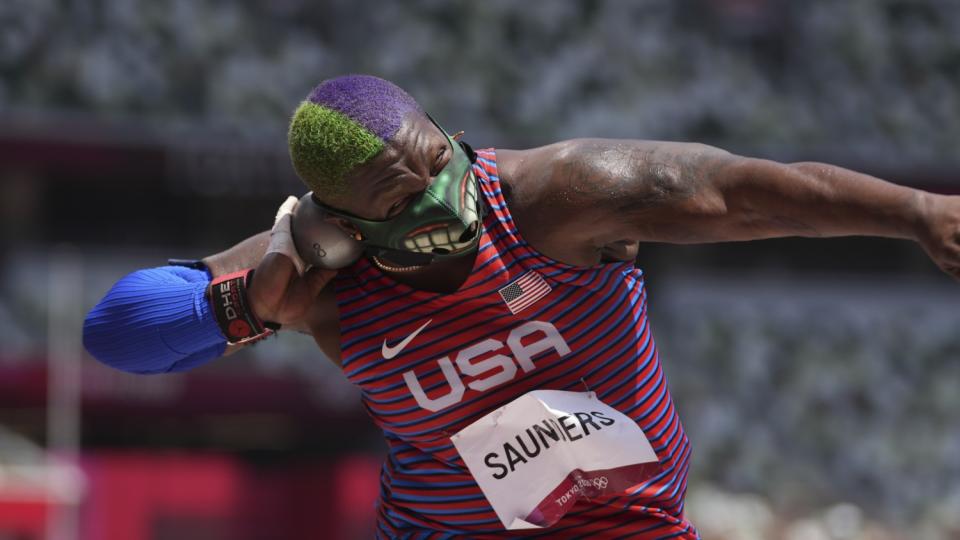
[388, 195, 412, 218]
[388, 201, 402, 217]
[430, 147, 447, 177]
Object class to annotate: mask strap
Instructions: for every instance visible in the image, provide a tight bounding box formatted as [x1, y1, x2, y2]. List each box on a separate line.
[307, 194, 437, 265]
[459, 140, 477, 163]
[310, 193, 372, 222]
[426, 113, 477, 164]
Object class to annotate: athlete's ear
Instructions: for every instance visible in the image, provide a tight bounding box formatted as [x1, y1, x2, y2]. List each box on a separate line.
[451, 130, 465, 142]
[326, 216, 363, 241]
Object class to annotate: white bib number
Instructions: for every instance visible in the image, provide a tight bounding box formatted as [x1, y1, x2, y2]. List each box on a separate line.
[450, 390, 660, 530]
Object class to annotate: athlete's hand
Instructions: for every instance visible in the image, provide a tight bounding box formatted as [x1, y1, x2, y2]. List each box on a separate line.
[248, 197, 337, 325]
[915, 193, 960, 282]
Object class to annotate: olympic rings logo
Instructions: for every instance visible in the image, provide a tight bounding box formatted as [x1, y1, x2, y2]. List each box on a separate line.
[592, 476, 609, 489]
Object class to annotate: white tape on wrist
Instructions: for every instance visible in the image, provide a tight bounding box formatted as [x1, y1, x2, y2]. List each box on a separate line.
[266, 196, 307, 275]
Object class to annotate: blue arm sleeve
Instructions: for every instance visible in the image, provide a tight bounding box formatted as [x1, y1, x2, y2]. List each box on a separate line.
[83, 266, 228, 374]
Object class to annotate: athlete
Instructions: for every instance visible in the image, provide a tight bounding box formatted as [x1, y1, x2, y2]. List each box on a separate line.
[84, 75, 960, 538]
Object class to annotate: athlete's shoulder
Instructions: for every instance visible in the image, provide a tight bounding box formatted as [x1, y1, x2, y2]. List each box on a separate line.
[494, 138, 725, 206]
[487, 139, 729, 265]
[489, 143, 572, 208]
[492, 140, 664, 216]
[486, 142, 615, 265]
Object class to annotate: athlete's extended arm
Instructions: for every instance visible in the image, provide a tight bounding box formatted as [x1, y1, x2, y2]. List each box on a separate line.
[498, 139, 960, 279]
[215, 229, 341, 363]
[84, 203, 339, 373]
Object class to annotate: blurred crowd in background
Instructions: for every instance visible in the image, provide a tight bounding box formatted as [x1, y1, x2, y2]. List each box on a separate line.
[1, 0, 959, 538]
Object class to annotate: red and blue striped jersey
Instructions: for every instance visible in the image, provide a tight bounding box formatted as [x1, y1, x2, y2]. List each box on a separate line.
[333, 150, 698, 539]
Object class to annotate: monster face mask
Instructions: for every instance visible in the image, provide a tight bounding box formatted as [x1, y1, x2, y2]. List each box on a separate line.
[313, 116, 483, 267]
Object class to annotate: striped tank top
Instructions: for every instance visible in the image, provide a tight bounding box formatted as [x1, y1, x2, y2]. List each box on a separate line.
[333, 150, 698, 539]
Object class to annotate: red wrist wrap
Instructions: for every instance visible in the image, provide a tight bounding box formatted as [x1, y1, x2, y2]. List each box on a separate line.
[210, 269, 279, 344]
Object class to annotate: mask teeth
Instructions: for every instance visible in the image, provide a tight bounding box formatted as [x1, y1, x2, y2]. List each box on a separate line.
[463, 176, 479, 223]
[430, 229, 447, 246]
[402, 224, 475, 254]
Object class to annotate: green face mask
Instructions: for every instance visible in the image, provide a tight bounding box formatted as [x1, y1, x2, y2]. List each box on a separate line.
[313, 117, 483, 266]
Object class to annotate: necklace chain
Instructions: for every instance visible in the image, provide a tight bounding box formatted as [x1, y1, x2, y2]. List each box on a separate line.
[371, 256, 426, 273]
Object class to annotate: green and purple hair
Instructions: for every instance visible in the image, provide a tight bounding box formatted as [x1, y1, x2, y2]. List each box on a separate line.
[288, 75, 422, 200]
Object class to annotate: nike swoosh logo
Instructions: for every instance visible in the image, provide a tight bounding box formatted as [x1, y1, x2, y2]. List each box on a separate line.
[382, 319, 432, 359]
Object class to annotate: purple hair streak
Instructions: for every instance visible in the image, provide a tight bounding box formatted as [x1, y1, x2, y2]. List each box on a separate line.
[307, 74, 422, 142]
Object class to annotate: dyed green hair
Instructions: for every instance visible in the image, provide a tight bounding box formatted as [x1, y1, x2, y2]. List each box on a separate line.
[288, 102, 384, 199]
[288, 75, 421, 199]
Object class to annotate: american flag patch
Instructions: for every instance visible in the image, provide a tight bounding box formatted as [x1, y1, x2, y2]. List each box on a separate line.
[498, 271, 552, 315]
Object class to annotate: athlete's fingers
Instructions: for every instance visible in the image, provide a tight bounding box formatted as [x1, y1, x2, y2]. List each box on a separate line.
[258, 250, 297, 285]
[282, 267, 335, 313]
[933, 241, 960, 280]
[303, 267, 337, 297]
[249, 251, 297, 316]
[943, 264, 960, 282]
[285, 266, 336, 302]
